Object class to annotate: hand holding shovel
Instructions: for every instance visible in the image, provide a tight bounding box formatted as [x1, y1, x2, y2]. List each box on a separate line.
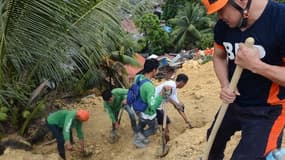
[202, 37, 255, 160]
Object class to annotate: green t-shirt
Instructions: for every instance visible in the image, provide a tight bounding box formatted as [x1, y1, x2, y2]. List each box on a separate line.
[103, 88, 128, 122]
[134, 74, 163, 116]
[47, 110, 83, 141]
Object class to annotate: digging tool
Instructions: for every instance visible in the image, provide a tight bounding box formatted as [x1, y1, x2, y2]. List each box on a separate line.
[108, 104, 124, 144]
[79, 150, 93, 158]
[108, 129, 121, 144]
[118, 104, 125, 125]
[160, 103, 169, 157]
[202, 37, 255, 160]
[66, 146, 93, 159]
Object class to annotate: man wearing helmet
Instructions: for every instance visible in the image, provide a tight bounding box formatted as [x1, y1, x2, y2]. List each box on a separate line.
[202, 0, 285, 159]
[46, 109, 89, 160]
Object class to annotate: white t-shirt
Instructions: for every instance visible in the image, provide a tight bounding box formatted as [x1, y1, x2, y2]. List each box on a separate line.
[155, 80, 179, 110]
[140, 80, 179, 120]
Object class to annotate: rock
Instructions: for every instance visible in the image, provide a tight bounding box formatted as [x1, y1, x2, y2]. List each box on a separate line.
[194, 93, 204, 100]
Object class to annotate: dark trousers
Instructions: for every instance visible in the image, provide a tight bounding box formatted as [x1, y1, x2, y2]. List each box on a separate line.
[47, 123, 66, 160]
[207, 103, 284, 160]
[136, 114, 158, 137]
[124, 105, 137, 132]
[113, 105, 137, 133]
[46, 123, 74, 160]
[156, 109, 171, 125]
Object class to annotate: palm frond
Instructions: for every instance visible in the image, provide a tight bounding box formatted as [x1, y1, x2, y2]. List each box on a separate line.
[111, 51, 141, 67]
[169, 2, 214, 50]
[0, 0, 151, 86]
[0, 0, 154, 132]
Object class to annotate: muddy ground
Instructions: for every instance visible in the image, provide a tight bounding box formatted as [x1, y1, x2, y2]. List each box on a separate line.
[1, 60, 283, 160]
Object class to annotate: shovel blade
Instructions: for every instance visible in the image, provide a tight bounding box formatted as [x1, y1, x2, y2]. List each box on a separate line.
[160, 130, 169, 157]
[160, 144, 169, 157]
[81, 151, 93, 158]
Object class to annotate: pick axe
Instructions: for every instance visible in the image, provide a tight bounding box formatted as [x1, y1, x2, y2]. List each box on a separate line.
[202, 37, 255, 160]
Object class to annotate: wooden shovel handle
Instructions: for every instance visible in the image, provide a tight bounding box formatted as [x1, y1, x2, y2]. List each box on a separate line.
[161, 103, 168, 156]
[202, 37, 255, 160]
[118, 105, 125, 125]
[162, 103, 167, 130]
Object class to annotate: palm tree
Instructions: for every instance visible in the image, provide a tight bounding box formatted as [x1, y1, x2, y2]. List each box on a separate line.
[0, 0, 153, 133]
[162, 0, 186, 20]
[168, 2, 215, 51]
[136, 13, 170, 55]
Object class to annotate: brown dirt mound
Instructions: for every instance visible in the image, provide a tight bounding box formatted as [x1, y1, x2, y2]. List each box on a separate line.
[2, 60, 274, 160]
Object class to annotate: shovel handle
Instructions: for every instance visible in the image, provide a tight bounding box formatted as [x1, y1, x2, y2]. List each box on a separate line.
[202, 37, 254, 160]
[162, 103, 167, 130]
[161, 103, 168, 157]
[118, 104, 125, 125]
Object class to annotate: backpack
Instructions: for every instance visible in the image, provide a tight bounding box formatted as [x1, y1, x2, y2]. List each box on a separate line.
[127, 75, 149, 112]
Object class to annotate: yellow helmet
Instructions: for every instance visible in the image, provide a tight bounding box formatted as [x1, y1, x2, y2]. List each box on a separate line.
[201, 0, 228, 14]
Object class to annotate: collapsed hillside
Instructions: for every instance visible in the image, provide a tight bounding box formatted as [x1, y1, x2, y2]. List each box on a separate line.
[0, 60, 246, 160]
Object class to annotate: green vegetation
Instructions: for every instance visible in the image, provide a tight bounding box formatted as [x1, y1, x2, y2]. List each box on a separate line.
[275, 0, 285, 3]
[162, 0, 187, 20]
[0, 0, 153, 135]
[136, 13, 170, 55]
[168, 2, 215, 51]
[0, 0, 217, 136]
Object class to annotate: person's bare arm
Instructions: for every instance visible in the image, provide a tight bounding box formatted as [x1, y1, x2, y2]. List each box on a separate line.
[213, 46, 238, 103]
[168, 98, 192, 128]
[177, 109, 192, 128]
[213, 46, 229, 88]
[236, 43, 285, 87]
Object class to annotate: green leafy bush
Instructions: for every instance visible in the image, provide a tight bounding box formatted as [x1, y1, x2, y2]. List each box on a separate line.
[200, 33, 214, 50]
[136, 13, 170, 55]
